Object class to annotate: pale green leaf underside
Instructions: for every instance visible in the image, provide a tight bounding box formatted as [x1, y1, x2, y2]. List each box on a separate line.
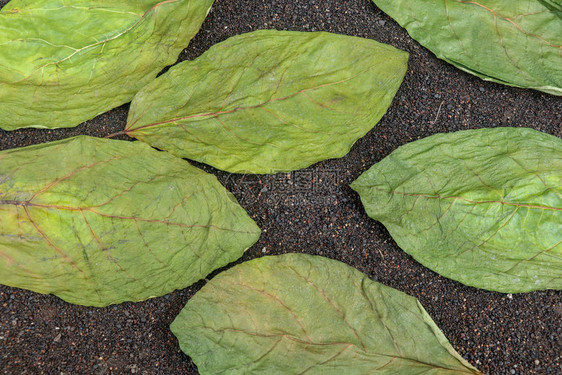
[0, 136, 260, 306]
[171, 254, 481, 374]
[0, 0, 214, 130]
[351, 128, 562, 293]
[126, 30, 408, 174]
[371, 0, 562, 95]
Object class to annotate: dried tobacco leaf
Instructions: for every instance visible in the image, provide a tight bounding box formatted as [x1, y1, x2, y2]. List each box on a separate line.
[0, 136, 260, 306]
[0, 0, 214, 130]
[171, 254, 481, 374]
[351, 128, 562, 293]
[371, 0, 562, 95]
[126, 30, 408, 173]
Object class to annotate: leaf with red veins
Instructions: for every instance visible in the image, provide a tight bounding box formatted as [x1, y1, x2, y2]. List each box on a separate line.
[171, 254, 482, 374]
[351, 127, 562, 293]
[0, 136, 260, 306]
[125, 30, 408, 174]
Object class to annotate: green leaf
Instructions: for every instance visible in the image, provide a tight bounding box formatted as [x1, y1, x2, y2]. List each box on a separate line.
[125, 30, 408, 174]
[371, 0, 562, 95]
[0, 136, 260, 306]
[171, 254, 481, 374]
[0, 0, 214, 130]
[351, 128, 562, 293]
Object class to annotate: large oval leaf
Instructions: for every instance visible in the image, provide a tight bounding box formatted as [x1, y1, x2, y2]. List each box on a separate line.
[371, 0, 562, 95]
[125, 30, 408, 173]
[171, 254, 481, 374]
[0, 136, 260, 306]
[351, 128, 562, 293]
[0, 0, 214, 130]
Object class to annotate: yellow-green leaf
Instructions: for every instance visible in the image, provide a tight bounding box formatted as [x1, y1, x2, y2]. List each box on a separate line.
[0, 136, 260, 306]
[125, 30, 408, 173]
[171, 254, 481, 374]
[0, 0, 214, 130]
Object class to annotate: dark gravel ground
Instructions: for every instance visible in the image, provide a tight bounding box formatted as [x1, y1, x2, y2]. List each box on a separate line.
[1, 0, 561, 374]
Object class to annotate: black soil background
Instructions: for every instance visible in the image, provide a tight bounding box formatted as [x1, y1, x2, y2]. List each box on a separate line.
[1, 0, 561, 374]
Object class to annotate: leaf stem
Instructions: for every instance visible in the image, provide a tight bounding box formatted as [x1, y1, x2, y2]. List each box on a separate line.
[105, 130, 129, 139]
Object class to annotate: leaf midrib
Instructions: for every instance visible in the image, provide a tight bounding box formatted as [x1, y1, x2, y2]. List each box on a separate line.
[0, 199, 257, 234]
[370, 187, 561, 211]
[125, 64, 377, 134]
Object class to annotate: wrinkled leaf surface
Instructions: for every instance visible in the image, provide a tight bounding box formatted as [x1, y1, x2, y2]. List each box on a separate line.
[351, 128, 562, 293]
[371, 0, 562, 95]
[0, 136, 260, 306]
[126, 30, 408, 173]
[0, 0, 214, 130]
[171, 253, 481, 374]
